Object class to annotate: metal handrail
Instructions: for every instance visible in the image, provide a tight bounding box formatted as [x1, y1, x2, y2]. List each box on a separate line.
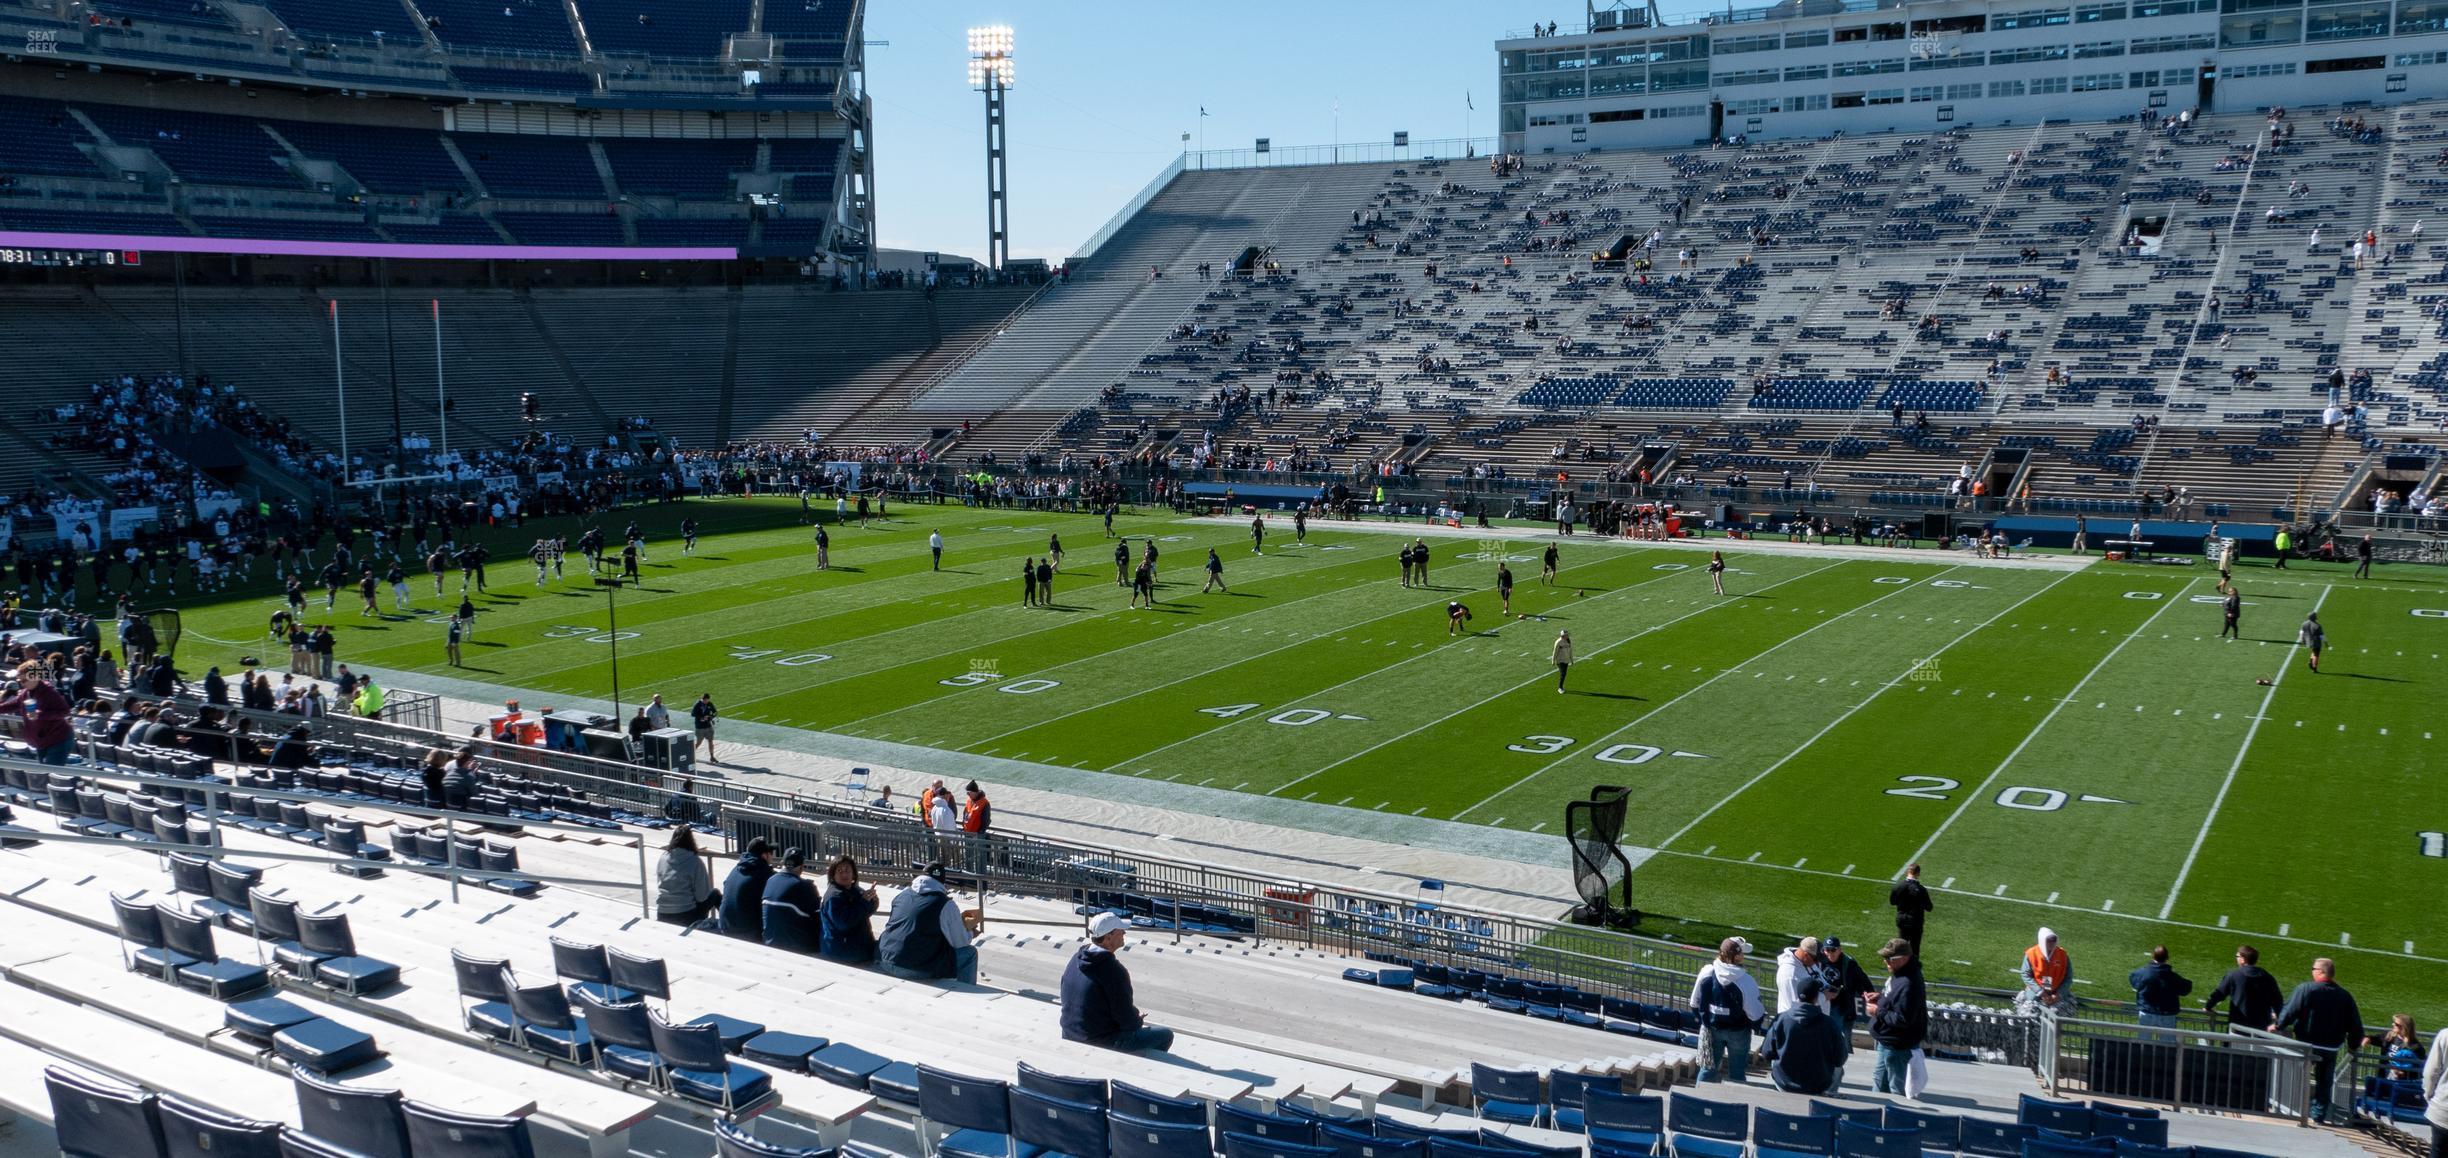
[2037, 1014, 2318, 1124]
[902, 278, 1065, 408]
[1071, 154, 1187, 263]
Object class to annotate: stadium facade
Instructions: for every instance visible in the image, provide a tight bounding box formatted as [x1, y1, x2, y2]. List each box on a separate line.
[1500, 0, 2441, 152]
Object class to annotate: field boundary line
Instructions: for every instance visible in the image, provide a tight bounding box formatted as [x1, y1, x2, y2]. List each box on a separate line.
[1656, 567, 2084, 852]
[1262, 558, 1853, 799]
[2158, 582, 2332, 919]
[1106, 551, 1717, 774]
[931, 551, 1654, 748]
[1898, 574, 2202, 873]
[1649, 848, 2448, 966]
[1449, 562, 1965, 820]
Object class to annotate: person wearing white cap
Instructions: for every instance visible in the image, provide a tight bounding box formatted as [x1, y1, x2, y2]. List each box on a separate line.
[1690, 936, 1766, 1082]
[1060, 912, 1174, 1052]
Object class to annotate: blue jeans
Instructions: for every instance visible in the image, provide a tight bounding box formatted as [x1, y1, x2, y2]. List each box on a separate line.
[35, 739, 72, 766]
[1872, 1043, 1912, 1093]
[1105, 1025, 1175, 1053]
[1697, 1026, 1751, 1082]
[2136, 1011, 2179, 1029]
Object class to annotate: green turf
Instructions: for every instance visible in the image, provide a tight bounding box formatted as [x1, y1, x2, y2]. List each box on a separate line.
[161, 499, 2448, 1022]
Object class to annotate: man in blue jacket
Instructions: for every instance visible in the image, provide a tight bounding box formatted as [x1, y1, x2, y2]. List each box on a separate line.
[1060, 912, 1173, 1052]
[761, 848, 823, 953]
[718, 838, 777, 941]
[2128, 945, 2193, 1030]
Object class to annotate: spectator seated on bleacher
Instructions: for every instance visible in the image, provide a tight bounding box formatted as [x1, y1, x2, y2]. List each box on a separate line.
[1060, 912, 1176, 1054]
[877, 863, 977, 984]
[719, 837, 777, 942]
[819, 855, 880, 965]
[760, 848, 822, 953]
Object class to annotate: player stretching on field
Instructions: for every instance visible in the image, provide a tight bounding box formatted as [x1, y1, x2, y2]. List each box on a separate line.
[1541, 543, 1559, 586]
[1447, 600, 1473, 636]
[1497, 563, 1515, 616]
[1130, 558, 1158, 609]
[1709, 550, 1727, 596]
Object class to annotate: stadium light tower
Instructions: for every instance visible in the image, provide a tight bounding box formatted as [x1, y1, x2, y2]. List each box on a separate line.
[967, 24, 1014, 271]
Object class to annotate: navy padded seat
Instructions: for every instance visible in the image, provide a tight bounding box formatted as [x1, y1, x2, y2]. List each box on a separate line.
[1010, 1085, 1107, 1158]
[1016, 1063, 1108, 1110]
[113, 895, 198, 982]
[225, 996, 319, 1044]
[2017, 1097, 2093, 1138]
[160, 908, 271, 1000]
[717, 1119, 836, 1157]
[550, 937, 634, 1005]
[508, 980, 594, 1065]
[1111, 1114, 1213, 1158]
[249, 892, 320, 975]
[917, 1066, 1017, 1158]
[1219, 1104, 1322, 1149]
[687, 1012, 767, 1054]
[1470, 1063, 1545, 1128]
[47, 1065, 166, 1158]
[297, 913, 397, 995]
[274, 1017, 380, 1075]
[1583, 1090, 1663, 1155]
[402, 1101, 535, 1158]
[653, 1014, 773, 1113]
[160, 1092, 283, 1158]
[1955, 1119, 2034, 1157]
[808, 1042, 893, 1089]
[571, 991, 664, 1083]
[1667, 1092, 1747, 1158]
[1112, 1082, 1205, 1126]
[207, 861, 263, 932]
[867, 1061, 923, 1104]
[607, 948, 670, 1004]
[1547, 1070, 1616, 1132]
[1750, 1106, 1833, 1156]
[451, 951, 517, 1041]
[742, 1030, 832, 1073]
[293, 1068, 410, 1158]
[275, 1125, 371, 1157]
[1322, 1126, 1422, 1158]
[1228, 1137, 1338, 1158]
[1830, 1119, 1920, 1158]
[1882, 1105, 1960, 1155]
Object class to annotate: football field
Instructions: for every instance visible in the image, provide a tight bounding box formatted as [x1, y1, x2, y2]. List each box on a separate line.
[170, 500, 2447, 1019]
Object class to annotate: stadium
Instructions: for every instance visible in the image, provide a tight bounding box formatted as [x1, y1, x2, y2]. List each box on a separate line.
[0, 0, 2440, 1155]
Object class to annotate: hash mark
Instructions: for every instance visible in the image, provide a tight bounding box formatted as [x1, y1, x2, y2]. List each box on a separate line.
[1746, 851, 1762, 863]
[2218, 915, 2229, 927]
[1840, 864, 1855, 875]
[1993, 885, 2008, 896]
[2279, 923, 2291, 936]
[1940, 876, 1957, 888]
[2046, 891, 2060, 903]
[2102, 900, 2115, 912]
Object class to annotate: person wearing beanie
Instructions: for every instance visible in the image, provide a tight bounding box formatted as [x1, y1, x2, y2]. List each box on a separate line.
[877, 863, 977, 983]
[761, 847, 822, 953]
[1060, 912, 1173, 1052]
[719, 838, 778, 941]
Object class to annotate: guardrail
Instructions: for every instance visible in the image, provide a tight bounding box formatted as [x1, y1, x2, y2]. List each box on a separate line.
[96, 688, 2203, 1057]
[2036, 1016, 2318, 1123]
[1070, 154, 1187, 264]
[1182, 138, 1499, 173]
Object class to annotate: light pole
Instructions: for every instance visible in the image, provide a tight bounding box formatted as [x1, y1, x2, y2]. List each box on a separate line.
[967, 25, 1014, 272]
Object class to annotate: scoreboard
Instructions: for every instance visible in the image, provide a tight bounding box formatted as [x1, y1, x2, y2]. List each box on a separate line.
[0, 248, 141, 268]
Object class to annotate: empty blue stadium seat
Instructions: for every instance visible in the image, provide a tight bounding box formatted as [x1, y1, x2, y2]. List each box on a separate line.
[272, 1017, 379, 1075]
[296, 912, 397, 995]
[1470, 1063, 1546, 1127]
[159, 1092, 282, 1158]
[1751, 1106, 1835, 1156]
[158, 906, 271, 999]
[652, 1013, 772, 1113]
[401, 1102, 535, 1158]
[293, 1068, 410, 1158]
[47, 1066, 166, 1158]
[1830, 1119, 1920, 1158]
[419, 0, 579, 53]
[917, 1066, 1017, 1158]
[507, 979, 594, 1065]
[1666, 1092, 1747, 1158]
[1110, 1114, 1213, 1158]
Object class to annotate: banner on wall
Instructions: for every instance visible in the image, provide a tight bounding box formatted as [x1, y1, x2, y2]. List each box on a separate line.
[195, 496, 243, 521]
[480, 474, 520, 494]
[532, 471, 565, 489]
[107, 506, 159, 541]
[49, 500, 105, 546]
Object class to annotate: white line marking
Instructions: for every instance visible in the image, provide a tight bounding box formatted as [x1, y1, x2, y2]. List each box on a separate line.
[2341, 934, 2352, 946]
[1994, 885, 2008, 896]
[2219, 915, 2229, 928]
[1842, 864, 1855, 875]
[1660, 569, 2082, 850]
[2279, 923, 2291, 936]
[1275, 558, 1849, 801]
[2047, 892, 2060, 904]
[1902, 576, 2199, 873]
[2162, 584, 2332, 919]
[2102, 899, 2115, 912]
[1451, 561, 1954, 818]
[1941, 876, 1957, 889]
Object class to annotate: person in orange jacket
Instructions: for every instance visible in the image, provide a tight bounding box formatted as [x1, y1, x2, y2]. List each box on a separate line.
[961, 781, 992, 835]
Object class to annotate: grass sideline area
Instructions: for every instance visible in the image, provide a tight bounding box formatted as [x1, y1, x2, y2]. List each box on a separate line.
[156, 497, 2446, 1023]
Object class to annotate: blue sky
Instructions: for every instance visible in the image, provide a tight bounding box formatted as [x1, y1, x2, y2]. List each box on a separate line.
[860, 1, 1549, 262]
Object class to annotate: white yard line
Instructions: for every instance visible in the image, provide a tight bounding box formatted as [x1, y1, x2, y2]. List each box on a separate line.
[943, 552, 1645, 749]
[1658, 567, 2084, 852]
[1450, 563, 1963, 820]
[2159, 584, 2332, 919]
[1264, 559, 1851, 799]
[1898, 576, 2201, 873]
[1102, 553, 1701, 773]
[1648, 847, 2447, 967]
